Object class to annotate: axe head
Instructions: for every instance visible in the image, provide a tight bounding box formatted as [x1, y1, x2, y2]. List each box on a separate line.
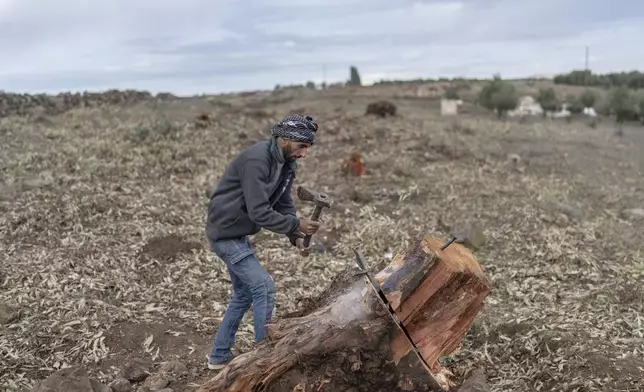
[297, 186, 333, 208]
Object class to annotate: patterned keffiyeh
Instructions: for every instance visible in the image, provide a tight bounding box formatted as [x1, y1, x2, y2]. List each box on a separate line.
[270, 114, 318, 144]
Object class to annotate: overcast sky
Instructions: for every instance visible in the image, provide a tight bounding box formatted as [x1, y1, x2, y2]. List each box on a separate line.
[1, 0, 643, 95]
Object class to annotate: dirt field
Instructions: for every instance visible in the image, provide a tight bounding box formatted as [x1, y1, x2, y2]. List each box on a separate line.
[1, 85, 643, 392]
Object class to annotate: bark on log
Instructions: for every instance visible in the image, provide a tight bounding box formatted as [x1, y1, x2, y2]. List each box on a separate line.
[196, 235, 490, 392]
[377, 236, 490, 368]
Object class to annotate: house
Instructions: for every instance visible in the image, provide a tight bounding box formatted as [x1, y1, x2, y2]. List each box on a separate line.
[440, 98, 463, 116]
[508, 95, 543, 117]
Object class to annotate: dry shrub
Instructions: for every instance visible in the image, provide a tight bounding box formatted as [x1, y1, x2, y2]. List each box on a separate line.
[365, 100, 397, 118]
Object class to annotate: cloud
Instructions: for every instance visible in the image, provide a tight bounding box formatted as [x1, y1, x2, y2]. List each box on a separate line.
[254, 1, 465, 38]
[1, 0, 643, 95]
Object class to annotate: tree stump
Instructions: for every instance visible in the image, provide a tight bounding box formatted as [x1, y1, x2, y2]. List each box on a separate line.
[196, 235, 491, 392]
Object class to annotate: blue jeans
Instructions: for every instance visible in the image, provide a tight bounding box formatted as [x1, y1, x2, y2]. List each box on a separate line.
[208, 236, 276, 364]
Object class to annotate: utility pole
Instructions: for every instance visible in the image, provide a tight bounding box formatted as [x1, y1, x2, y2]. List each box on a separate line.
[322, 64, 327, 89]
[584, 46, 589, 86]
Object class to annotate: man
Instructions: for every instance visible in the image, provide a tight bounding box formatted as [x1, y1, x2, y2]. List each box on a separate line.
[204, 114, 321, 369]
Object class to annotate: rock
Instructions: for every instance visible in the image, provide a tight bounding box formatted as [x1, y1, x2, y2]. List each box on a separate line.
[118, 358, 151, 382]
[155, 389, 174, 392]
[310, 242, 327, 254]
[554, 213, 570, 227]
[506, 153, 522, 172]
[438, 217, 485, 250]
[555, 202, 584, 222]
[89, 379, 111, 392]
[139, 360, 186, 391]
[141, 373, 173, 391]
[107, 378, 132, 392]
[32, 367, 93, 392]
[620, 208, 644, 220]
[158, 360, 188, 376]
[0, 302, 19, 325]
[507, 153, 521, 165]
[454, 222, 486, 250]
[457, 368, 489, 392]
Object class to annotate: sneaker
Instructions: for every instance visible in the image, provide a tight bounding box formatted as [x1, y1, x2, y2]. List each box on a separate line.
[206, 354, 233, 370]
[207, 361, 228, 370]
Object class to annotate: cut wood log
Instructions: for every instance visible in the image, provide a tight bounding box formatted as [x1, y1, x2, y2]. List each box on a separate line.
[195, 235, 490, 392]
[376, 236, 490, 368]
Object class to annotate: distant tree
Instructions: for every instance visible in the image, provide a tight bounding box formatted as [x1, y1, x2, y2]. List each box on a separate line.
[596, 98, 612, 116]
[553, 70, 593, 86]
[579, 89, 597, 108]
[478, 75, 519, 119]
[608, 86, 639, 134]
[536, 87, 560, 114]
[454, 80, 471, 91]
[348, 66, 362, 86]
[553, 69, 644, 89]
[634, 89, 644, 125]
[305, 81, 315, 89]
[565, 94, 584, 115]
[443, 87, 460, 100]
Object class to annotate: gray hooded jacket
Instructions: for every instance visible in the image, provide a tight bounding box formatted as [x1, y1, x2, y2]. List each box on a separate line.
[205, 139, 303, 246]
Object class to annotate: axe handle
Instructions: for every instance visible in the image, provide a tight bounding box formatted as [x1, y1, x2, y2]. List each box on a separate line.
[303, 204, 323, 248]
[310, 204, 323, 221]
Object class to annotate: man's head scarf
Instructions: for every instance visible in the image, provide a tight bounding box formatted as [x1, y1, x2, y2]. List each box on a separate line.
[270, 114, 318, 144]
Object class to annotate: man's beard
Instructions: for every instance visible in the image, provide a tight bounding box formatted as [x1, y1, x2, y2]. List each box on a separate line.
[283, 144, 294, 161]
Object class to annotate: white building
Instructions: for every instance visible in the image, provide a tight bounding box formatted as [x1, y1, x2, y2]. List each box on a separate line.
[440, 98, 463, 116]
[508, 95, 543, 117]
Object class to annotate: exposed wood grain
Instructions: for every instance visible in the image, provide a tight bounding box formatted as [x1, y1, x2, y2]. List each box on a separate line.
[378, 236, 490, 367]
[376, 239, 438, 311]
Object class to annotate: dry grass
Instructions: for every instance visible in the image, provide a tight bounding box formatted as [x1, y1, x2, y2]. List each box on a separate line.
[1, 87, 643, 392]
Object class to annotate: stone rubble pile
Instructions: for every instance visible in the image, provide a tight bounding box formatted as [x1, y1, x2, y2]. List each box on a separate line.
[0, 90, 178, 118]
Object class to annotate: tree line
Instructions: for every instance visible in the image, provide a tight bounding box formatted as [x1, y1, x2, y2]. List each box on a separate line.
[553, 70, 644, 90]
[477, 75, 644, 127]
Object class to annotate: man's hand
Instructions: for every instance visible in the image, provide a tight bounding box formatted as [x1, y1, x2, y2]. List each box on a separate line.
[298, 218, 320, 235]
